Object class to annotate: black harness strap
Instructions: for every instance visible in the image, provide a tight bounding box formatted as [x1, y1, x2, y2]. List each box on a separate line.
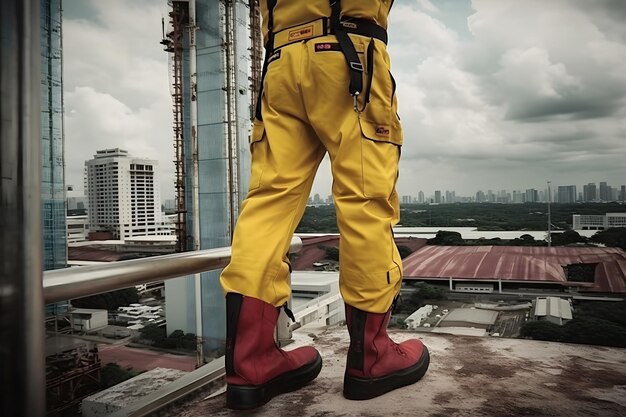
[255, 1, 388, 118]
[255, 0, 277, 121]
[329, 0, 363, 97]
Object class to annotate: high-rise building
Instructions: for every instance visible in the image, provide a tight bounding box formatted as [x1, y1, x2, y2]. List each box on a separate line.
[434, 190, 441, 204]
[85, 149, 168, 240]
[41, 0, 66, 272]
[599, 181, 610, 201]
[418, 190, 425, 204]
[621, 185, 626, 202]
[557, 185, 577, 204]
[475, 190, 485, 203]
[163, 1, 252, 350]
[497, 190, 510, 203]
[525, 189, 538, 203]
[512, 190, 524, 204]
[583, 183, 597, 202]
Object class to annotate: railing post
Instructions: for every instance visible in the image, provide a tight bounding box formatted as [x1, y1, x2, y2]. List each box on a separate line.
[0, 0, 46, 416]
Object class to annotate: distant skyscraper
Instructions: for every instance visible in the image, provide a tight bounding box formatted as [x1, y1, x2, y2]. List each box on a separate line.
[487, 190, 495, 203]
[85, 148, 166, 240]
[583, 183, 597, 202]
[557, 185, 577, 204]
[621, 185, 626, 202]
[497, 190, 509, 203]
[512, 190, 524, 204]
[599, 182, 610, 201]
[418, 190, 425, 204]
[525, 189, 538, 203]
[434, 190, 441, 204]
[41, 0, 66, 271]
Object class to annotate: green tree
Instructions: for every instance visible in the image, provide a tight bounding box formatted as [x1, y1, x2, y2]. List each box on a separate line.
[551, 230, 585, 246]
[396, 245, 414, 259]
[139, 323, 166, 344]
[590, 228, 626, 250]
[562, 318, 626, 348]
[100, 363, 140, 388]
[574, 301, 626, 327]
[427, 231, 463, 245]
[519, 320, 563, 342]
[72, 287, 140, 311]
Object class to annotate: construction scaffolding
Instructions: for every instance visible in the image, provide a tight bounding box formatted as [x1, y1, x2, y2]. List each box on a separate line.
[45, 343, 101, 416]
[249, 0, 262, 120]
[161, 2, 189, 253]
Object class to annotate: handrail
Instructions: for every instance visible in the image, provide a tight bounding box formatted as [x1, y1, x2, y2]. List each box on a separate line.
[43, 237, 302, 303]
[108, 357, 226, 417]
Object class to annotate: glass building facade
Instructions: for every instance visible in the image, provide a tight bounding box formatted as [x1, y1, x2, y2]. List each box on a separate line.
[41, 0, 67, 298]
[165, 0, 251, 352]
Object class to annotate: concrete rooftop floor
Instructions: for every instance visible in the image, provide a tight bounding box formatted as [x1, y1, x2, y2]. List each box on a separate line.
[177, 325, 626, 417]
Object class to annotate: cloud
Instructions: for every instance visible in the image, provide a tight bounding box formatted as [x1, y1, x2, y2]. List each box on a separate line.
[64, 0, 174, 198]
[387, 0, 626, 196]
[63, 0, 626, 201]
[64, 86, 174, 195]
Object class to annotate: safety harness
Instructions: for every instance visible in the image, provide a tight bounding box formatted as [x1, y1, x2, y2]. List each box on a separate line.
[255, 0, 389, 120]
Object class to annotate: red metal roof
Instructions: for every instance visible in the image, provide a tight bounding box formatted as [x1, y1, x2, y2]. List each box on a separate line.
[402, 245, 626, 294]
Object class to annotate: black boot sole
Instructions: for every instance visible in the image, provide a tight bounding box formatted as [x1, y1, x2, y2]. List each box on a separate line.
[343, 346, 430, 400]
[226, 354, 323, 410]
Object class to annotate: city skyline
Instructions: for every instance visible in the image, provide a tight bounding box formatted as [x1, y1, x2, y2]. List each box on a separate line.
[63, 0, 626, 202]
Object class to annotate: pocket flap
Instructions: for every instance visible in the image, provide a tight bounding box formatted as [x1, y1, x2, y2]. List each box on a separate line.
[250, 120, 265, 144]
[358, 117, 403, 146]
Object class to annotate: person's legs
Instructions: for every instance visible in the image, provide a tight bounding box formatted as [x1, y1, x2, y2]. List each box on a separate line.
[303, 35, 429, 399]
[220, 43, 326, 409]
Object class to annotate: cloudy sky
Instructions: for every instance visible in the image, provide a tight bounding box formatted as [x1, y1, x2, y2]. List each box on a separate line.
[63, 0, 626, 201]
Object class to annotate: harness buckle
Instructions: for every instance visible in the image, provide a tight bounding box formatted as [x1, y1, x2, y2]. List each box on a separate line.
[350, 62, 364, 72]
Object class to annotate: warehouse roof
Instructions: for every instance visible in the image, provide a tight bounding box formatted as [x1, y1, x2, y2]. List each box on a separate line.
[403, 245, 626, 293]
[535, 297, 573, 320]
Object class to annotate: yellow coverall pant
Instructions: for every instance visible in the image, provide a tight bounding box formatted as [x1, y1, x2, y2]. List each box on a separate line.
[220, 33, 403, 313]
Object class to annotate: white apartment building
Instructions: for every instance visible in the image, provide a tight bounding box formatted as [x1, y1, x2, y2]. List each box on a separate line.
[85, 148, 171, 240]
[572, 213, 626, 231]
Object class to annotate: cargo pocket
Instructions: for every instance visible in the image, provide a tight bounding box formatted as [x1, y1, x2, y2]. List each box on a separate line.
[248, 120, 266, 191]
[359, 116, 402, 199]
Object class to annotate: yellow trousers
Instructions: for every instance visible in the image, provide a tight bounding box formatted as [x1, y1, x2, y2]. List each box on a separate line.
[220, 34, 403, 313]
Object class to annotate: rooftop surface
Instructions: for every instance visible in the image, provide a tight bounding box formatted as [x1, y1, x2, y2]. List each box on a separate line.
[403, 245, 626, 293]
[176, 325, 626, 417]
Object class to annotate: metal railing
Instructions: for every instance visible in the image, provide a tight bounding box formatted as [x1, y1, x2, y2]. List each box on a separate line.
[44, 237, 301, 303]
[41, 237, 302, 416]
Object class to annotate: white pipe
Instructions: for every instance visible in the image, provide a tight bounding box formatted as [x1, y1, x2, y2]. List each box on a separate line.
[188, 0, 204, 367]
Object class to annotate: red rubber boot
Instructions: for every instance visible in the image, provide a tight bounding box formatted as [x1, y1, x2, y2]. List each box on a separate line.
[343, 304, 429, 400]
[225, 293, 322, 409]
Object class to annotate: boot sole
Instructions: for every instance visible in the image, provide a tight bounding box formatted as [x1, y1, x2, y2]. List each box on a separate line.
[226, 354, 323, 410]
[343, 346, 430, 400]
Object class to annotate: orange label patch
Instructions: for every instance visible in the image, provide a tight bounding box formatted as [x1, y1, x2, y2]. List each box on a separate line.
[375, 126, 390, 137]
[288, 25, 314, 41]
